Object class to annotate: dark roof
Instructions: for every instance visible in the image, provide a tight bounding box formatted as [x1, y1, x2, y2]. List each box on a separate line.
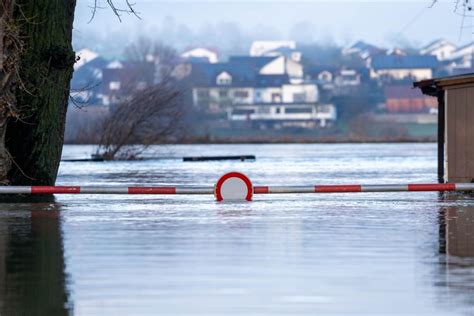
[372, 55, 438, 70]
[102, 61, 155, 89]
[189, 62, 256, 87]
[351, 40, 379, 51]
[384, 85, 427, 99]
[189, 56, 285, 87]
[451, 67, 474, 76]
[306, 65, 339, 75]
[267, 47, 298, 55]
[348, 41, 386, 56]
[71, 56, 109, 89]
[228, 56, 278, 69]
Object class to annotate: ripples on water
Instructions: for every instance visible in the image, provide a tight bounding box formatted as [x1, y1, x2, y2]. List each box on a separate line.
[1, 144, 474, 315]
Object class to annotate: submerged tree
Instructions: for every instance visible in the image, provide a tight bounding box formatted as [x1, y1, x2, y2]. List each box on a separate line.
[0, 1, 136, 185]
[96, 40, 183, 160]
[96, 80, 182, 160]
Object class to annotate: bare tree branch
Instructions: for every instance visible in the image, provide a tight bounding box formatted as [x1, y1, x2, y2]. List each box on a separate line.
[88, 0, 141, 23]
[428, 0, 437, 9]
[96, 41, 184, 160]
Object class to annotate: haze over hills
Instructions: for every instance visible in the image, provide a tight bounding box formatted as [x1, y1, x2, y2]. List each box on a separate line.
[74, 0, 466, 57]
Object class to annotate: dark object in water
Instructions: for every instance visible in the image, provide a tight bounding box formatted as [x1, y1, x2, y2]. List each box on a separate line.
[183, 155, 256, 162]
[62, 155, 104, 162]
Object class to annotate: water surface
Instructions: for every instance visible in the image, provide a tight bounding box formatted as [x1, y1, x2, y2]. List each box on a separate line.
[1, 143, 474, 315]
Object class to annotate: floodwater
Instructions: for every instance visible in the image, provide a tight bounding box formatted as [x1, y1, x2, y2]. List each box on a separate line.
[1, 143, 474, 315]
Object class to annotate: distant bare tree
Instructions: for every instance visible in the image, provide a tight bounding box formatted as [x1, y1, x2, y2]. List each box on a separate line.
[124, 37, 179, 80]
[95, 41, 183, 160]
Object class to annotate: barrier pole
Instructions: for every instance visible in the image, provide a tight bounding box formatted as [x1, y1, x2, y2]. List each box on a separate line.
[0, 183, 473, 195]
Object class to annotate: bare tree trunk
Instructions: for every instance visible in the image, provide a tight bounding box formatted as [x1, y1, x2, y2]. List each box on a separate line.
[0, 1, 16, 184]
[4, 0, 77, 185]
[0, 118, 10, 185]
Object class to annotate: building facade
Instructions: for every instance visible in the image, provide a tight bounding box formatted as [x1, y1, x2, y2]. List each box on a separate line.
[190, 54, 335, 128]
[369, 55, 438, 81]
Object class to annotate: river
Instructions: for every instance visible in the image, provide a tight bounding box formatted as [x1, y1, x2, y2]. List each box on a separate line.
[1, 143, 473, 315]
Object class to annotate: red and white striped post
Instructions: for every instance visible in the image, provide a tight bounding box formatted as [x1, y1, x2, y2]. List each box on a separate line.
[0, 173, 473, 201]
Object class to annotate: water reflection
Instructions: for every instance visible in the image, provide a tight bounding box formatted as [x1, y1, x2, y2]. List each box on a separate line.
[437, 195, 474, 312]
[0, 201, 70, 316]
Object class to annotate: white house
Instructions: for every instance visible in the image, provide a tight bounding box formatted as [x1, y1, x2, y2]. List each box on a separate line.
[369, 55, 438, 81]
[446, 42, 474, 68]
[420, 39, 456, 61]
[262, 47, 302, 62]
[250, 41, 296, 57]
[342, 40, 386, 60]
[74, 48, 99, 70]
[181, 48, 219, 63]
[228, 103, 336, 129]
[258, 56, 303, 79]
[334, 70, 361, 86]
[254, 83, 318, 104]
[189, 55, 332, 128]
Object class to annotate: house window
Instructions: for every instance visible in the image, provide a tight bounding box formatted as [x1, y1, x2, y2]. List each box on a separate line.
[293, 93, 305, 102]
[216, 72, 232, 85]
[272, 93, 282, 102]
[197, 90, 210, 99]
[232, 109, 255, 115]
[109, 81, 121, 90]
[234, 90, 249, 98]
[219, 90, 228, 98]
[318, 71, 332, 83]
[317, 105, 333, 113]
[285, 107, 313, 114]
[275, 108, 281, 114]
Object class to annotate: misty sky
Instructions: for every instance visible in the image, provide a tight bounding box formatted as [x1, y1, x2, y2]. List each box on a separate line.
[73, 0, 471, 55]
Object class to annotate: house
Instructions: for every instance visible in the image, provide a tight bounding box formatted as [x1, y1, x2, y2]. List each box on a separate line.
[445, 42, 474, 69]
[189, 55, 332, 128]
[306, 66, 364, 100]
[334, 69, 361, 87]
[253, 45, 302, 63]
[228, 102, 336, 129]
[250, 41, 296, 57]
[369, 55, 438, 81]
[310, 68, 362, 88]
[414, 73, 474, 182]
[101, 60, 155, 105]
[70, 49, 109, 105]
[386, 48, 407, 56]
[190, 57, 314, 112]
[384, 85, 437, 113]
[342, 40, 386, 59]
[229, 55, 304, 80]
[420, 39, 456, 61]
[181, 47, 219, 64]
[74, 48, 100, 70]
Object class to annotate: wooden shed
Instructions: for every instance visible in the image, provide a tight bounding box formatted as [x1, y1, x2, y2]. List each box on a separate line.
[414, 73, 474, 183]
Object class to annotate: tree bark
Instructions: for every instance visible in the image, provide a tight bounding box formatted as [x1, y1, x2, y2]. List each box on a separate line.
[4, 0, 77, 185]
[0, 1, 16, 184]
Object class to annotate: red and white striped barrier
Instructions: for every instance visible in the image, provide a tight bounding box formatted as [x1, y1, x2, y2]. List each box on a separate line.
[0, 172, 473, 201]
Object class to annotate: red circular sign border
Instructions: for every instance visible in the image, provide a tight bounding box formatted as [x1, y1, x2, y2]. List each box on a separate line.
[215, 172, 253, 202]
